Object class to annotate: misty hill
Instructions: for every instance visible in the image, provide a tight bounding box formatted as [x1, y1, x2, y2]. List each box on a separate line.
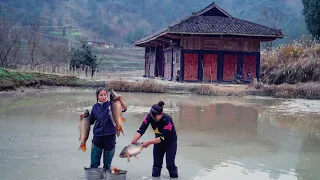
[2, 0, 308, 45]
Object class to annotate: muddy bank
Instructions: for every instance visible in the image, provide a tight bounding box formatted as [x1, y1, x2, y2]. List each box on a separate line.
[107, 79, 320, 100]
[1, 68, 320, 100]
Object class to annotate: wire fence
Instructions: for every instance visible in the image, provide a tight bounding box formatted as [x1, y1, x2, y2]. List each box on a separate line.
[7, 65, 111, 80]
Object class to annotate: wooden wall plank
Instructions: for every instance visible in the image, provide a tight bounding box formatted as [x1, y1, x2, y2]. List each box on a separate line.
[149, 52, 156, 77]
[181, 36, 260, 52]
[163, 50, 172, 80]
[173, 49, 181, 81]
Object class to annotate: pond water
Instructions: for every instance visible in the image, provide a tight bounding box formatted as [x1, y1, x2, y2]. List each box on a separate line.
[0, 88, 320, 180]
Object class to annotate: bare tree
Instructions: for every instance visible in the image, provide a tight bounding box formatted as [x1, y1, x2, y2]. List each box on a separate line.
[6, 44, 23, 68]
[43, 39, 70, 72]
[0, 5, 71, 71]
[258, 7, 285, 29]
[258, 7, 285, 49]
[0, 8, 21, 67]
[37, 38, 69, 69]
[25, 21, 42, 70]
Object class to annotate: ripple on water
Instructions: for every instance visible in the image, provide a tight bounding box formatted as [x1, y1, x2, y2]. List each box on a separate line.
[193, 159, 298, 180]
[267, 99, 320, 115]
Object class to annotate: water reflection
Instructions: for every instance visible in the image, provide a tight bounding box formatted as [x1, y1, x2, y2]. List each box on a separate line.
[259, 112, 320, 141]
[193, 159, 298, 180]
[173, 101, 259, 130]
[1, 90, 320, 180]
[127, 98, 320, 180]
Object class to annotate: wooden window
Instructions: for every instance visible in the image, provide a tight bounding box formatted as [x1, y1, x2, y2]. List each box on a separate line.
[175, 51, 180, 64]
[165, 52, 167, 64]
[165, 51, 171, 64]
[150, 54, 155, 64]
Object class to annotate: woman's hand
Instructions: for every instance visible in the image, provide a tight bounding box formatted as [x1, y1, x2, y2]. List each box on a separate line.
[131, 132, 142, 144]
[118, 95, 127, 112]
[142, 141, 150, 148]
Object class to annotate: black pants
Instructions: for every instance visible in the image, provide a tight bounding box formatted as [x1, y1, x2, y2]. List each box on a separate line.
[152, 141, 178, 178]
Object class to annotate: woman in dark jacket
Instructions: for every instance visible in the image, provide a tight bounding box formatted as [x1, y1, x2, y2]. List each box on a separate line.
[89, 87, 126, 170]
[130, 101, 178, 178]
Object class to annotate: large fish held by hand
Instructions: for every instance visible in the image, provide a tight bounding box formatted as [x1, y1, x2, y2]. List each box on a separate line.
[119, 143, 143, 162]
[110, 89, 126, 137]
[78, 109, 90, 152]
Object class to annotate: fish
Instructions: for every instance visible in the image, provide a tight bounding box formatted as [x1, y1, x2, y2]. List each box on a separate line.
[78, 109, 90, 152]
[119, 142, 143, 162]
[110, 89, 126, 137]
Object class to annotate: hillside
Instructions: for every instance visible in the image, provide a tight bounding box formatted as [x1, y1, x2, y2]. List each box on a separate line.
[1, 0, 308, 45]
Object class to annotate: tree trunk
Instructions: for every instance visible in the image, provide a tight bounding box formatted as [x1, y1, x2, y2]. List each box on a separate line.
[91, 68, 95, 78]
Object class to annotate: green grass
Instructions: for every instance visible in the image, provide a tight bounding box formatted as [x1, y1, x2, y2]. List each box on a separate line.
[0, 68, 105, 90]
[0, 68, 46, 82]
[51, 31, 83, 38]
[99, 57, 144, 72]
[52, 32, 63, 35]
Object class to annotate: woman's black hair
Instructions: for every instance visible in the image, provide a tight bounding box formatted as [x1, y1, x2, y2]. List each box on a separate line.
[158, 101, 165, 107]
[96, 87, 108, 102]
[150, 101, 165, 117]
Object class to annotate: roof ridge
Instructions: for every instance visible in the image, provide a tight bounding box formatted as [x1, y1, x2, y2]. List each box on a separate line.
[134, 2, 229, 44]
[194, 2, 232, 18]
[233, 17, 284, 35]
[190, 16, 283, 33]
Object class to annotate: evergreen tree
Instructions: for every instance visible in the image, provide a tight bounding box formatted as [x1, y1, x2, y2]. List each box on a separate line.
[302, 0, 320, 39]
[70, 41, 99, 77]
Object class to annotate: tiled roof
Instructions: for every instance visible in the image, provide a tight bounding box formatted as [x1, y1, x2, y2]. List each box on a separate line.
[168, 16, 283, 36]
[133, 3, 284, 46]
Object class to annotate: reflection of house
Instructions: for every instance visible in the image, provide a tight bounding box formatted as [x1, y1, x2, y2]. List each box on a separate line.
[175, 102, 314, 179]
[133, 2, 284, 82]
[176, 102, 259, 137]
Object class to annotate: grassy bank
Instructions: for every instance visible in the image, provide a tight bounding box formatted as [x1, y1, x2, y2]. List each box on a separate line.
[260, 83, 320, 99]
[0, 68, 105, 91]
[0, 69, 252, 96]
[1, 68, 320, 100]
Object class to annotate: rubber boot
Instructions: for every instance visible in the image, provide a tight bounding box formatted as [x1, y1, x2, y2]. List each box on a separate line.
[152, 166, 162, 177]
[168, 166, 178, 178]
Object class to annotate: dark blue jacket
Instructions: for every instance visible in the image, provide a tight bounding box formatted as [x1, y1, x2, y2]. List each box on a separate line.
[137, 113, 177, 143]
[89, 101, 116, 137]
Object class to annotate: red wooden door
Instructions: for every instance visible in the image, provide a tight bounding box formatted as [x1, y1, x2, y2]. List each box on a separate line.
[203, 54, 218, 81]
[223, 54, 238, 81]
[184, 54, 198, 81]
[243, 55, 256, 79]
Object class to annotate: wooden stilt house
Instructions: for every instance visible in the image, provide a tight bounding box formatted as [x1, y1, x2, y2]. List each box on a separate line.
[133, 2, 285, 82]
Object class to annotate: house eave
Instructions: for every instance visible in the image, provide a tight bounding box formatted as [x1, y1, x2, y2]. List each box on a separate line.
[169, 32, 285, 38]
[133, 32, 285, 47]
